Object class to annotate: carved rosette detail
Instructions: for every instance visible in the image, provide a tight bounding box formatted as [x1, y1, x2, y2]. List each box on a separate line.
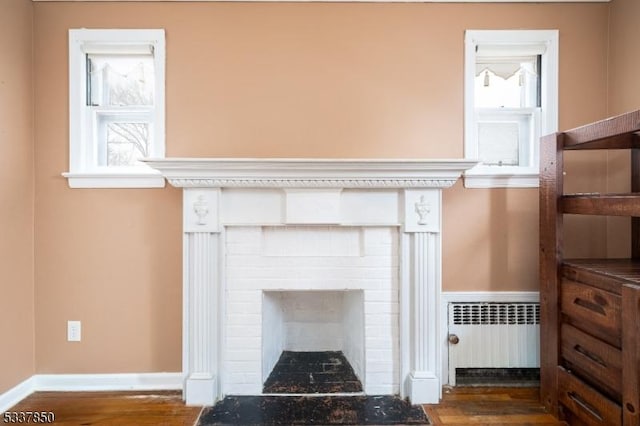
[168, 178, 457, 189]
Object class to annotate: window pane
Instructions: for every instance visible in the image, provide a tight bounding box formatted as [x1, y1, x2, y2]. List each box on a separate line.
[477, 122, 519, 166]
[474, 57, 538, 108]
[88, 54, 154, 107]
[106, 122, 150, 166]
[476, 109, 535, 167]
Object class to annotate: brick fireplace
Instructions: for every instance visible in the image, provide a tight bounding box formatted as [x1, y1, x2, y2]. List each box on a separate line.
[226, 225, 399, 396]
[143, 158, 476, 406]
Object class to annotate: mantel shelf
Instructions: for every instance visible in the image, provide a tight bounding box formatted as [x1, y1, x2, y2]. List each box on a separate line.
[142, 158, 478, 189]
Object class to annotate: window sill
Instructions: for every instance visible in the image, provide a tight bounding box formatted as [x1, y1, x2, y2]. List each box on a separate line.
[62, 170, 166, 189]
[463, 166, 539, 188]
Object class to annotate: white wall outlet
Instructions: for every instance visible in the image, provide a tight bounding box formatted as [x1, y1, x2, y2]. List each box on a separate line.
[67, 320, 81, 342]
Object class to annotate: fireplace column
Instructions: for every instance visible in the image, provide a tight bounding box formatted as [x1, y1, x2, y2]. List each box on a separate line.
[403, 189, 442, 404]
[182, 188, 221, 405]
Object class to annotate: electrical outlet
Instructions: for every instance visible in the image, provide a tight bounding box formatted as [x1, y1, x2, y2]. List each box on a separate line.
[67, 320, 81, 342]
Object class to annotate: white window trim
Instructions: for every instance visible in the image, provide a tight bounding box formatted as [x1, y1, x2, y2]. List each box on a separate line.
[463, 29, 558, 189]
[64, 28, 166, 189]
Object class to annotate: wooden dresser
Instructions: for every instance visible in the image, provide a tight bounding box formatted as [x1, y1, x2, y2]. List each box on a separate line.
[540, 110, 640, 425]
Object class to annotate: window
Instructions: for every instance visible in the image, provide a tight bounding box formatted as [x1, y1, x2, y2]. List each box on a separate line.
[64, 29, 165, 188]
[463, 30, 558, 188]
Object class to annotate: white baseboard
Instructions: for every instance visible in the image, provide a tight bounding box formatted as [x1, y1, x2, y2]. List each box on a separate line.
[0, 377, 35, 413]
[440, 291, 539, 386]
[34, 372, 184, 392]
[0, 373, 183, 412]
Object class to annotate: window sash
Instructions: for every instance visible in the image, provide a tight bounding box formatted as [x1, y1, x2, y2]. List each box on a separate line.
[92, 108, 154, 167]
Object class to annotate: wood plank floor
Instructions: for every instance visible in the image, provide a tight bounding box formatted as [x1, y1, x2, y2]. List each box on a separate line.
[6, 387, 565, 425]
[424, 387, 567, 425]
[7, 391, 203, 425]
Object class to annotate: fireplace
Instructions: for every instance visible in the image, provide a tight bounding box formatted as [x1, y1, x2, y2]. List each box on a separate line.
[225, 225, 399, 396]
[143, 158, 476, 406]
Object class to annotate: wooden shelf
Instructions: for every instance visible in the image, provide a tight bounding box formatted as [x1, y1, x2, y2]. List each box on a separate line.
[562, 193, 640, 216]
[563, 258, 640, 287]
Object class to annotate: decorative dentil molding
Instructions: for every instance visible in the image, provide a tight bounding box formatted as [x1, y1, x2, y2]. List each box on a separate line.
[168, 178, 458, 188]
[142, 158, 478, 189]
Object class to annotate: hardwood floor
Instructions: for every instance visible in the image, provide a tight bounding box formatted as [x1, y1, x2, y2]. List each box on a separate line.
[6, 391, 203, 425]
[424, 387, 567, 425]
[6, 387, 565, 425]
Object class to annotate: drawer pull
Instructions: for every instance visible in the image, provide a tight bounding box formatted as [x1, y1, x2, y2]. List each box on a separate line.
[574, 297, 606, 316]
[574, 344, 607, 367]
[568, 391, 604, 422]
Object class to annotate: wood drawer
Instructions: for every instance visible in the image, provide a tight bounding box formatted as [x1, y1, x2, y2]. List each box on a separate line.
[558, 366, 621, 426]
[561, 278, 622, 347]
[561, 323, 622, 401]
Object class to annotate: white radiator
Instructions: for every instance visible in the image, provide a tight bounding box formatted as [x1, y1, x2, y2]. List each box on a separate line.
[447, 302, 540, 385]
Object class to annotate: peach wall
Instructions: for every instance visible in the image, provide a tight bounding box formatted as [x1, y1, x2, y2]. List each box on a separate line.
[0, 0, 34, 393]
[608, 0, 640, 116]
[33, 2, 609, 373]
[604, 0, 640, 257]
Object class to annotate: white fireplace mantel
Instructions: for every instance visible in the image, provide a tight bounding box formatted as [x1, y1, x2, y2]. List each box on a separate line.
[143, 158, 477, 406]
[143, 157, 478, 189]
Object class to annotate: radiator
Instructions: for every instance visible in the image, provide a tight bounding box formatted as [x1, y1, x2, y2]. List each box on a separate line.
[447, 302, 540, 385]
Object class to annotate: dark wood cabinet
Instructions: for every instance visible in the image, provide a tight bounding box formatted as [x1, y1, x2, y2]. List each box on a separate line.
[540, 110, 640, 425]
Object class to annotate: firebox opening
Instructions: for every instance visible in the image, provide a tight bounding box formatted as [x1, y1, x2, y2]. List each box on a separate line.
[263, 350, 363, 393]
[262, 290, 365, 394]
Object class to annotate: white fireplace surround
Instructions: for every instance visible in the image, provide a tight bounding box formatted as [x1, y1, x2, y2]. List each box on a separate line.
[143, 158, 477, 406]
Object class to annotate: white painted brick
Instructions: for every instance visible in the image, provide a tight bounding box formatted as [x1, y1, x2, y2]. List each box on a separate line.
[367, 361, 399, 373]
[363, 227, 395, 244]
[364, 302, 399, 314]
[366, 349, 395, 361]
[366, 290, 399, 302]
[226, 325, 260, 338]
[226, 360, 261, 373]
[366, 337, 397, 350]
[227, 336, 261, 350]
[227, 372, 262, 385]
[227, 266, 395, 281]
[225, 243, 262, 255]
[367, 372, 399, 385]
[225, 227, 263, 243]
[224, 225, 400, 395]
[227, 302, 260, 314]
[226, 349, 261, 362]
[227, 255, 395, 269]
[363, 246, 396, 257]
[226, 290, 262, 305]
[364, 315, 398, 329]
[227, 314, 261, 326]
[365, 325, 399, 340]
[262, 226, 362, 257]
